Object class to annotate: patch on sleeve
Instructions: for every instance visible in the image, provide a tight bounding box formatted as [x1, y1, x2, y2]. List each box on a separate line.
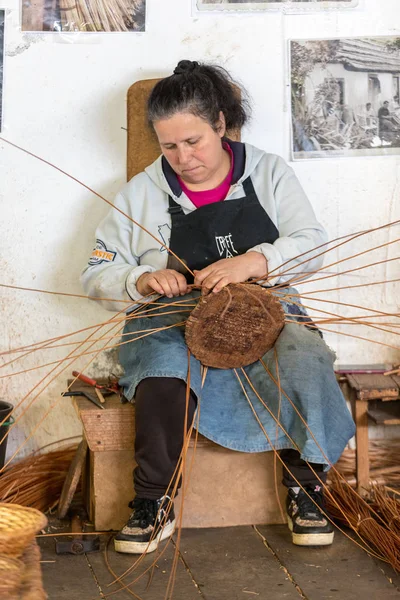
[88, 239, 117, 266]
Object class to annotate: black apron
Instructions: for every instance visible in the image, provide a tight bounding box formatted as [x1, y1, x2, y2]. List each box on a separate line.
[166, 176, 279, 281]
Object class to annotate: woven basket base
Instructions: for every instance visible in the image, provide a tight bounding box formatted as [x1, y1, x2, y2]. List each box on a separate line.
[185, 283, 285, 369]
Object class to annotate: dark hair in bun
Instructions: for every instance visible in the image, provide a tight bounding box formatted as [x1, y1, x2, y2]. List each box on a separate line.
[148, 60, 250, 132]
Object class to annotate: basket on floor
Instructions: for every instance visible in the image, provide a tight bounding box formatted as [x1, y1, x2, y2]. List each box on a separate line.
[0, 554, 23, 598]
[0, 503, 47, 558]
[19, 541, 47, 600]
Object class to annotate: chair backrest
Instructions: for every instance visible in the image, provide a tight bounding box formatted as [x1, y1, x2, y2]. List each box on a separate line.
[127, 78, 241, 181]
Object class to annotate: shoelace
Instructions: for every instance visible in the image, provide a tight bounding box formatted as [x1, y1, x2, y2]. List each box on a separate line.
[127, 498, 158, 529]
[297, 489, 324, 519]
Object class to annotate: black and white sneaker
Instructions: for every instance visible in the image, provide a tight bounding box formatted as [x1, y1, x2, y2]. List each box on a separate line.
[286, 485, 334, 546]
[114, 496, 176, 554]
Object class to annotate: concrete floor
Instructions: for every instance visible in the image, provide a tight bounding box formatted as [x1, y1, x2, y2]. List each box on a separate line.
[38, 524, 400, 600]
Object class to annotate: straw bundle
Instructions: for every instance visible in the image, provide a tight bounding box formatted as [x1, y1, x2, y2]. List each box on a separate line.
[332, 439, 400, 488]
[186, 283, 284, 369]
[327, 473, 400, 572]
[59, 0, 144, 32]
[0, 446, 78, 513]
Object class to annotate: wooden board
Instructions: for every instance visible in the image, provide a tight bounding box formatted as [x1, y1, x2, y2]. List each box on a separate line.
[87, 534, 202, 600]
[177, 527, 300, 599]
[258, 525, 400, 600]
[74, 396, 135, 452]
[38, 537, 101, 599]
[57, 439, 88, 519]
[88, 442, 286, 530]
[368, 401, 400, 425]
[346, 373, 399, 401]
[39, 523, 400, 600]
[90, 450, 135, 530]
[353, 400, 370, 494]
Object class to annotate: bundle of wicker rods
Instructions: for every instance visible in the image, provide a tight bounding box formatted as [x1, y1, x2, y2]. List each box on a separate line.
[0, 444, 78, 513]
[59, 0, 143, 32]
[326, 472, 400, 572]
[331, 438, 400, 488]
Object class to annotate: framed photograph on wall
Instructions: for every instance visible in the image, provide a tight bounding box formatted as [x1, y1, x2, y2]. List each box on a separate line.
[290, 37, 400, 159]
[0, 11, 4, 132]
[197, 0, 359, 12]
[21, 0, 146, 32]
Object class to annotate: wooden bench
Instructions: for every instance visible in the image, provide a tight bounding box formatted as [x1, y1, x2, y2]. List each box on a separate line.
[72, 394, 286, 531]
[343, 373, 400, 495]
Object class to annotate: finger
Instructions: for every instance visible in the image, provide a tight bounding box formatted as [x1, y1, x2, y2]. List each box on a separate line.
[212, 276, 230, 294]
[166, 273, 181, 297]
[194, 265, 214, 285]
[146, 276, 164, 296]
[201, 272, 224, 295]
[175, 273, 189, 296]
[156, 274, 174, 298]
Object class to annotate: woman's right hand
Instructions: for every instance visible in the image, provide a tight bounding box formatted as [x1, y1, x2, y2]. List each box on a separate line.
[136, 269, 189, 298]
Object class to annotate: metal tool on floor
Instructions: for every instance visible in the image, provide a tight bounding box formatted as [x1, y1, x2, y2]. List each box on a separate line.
[55, 514, 100, 555]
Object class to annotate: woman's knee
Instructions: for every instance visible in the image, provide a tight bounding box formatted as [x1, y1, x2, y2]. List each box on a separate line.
[135, 377, 197, 411]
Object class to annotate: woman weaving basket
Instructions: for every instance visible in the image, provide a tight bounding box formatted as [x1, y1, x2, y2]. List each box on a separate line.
[81, 60, 355, 554]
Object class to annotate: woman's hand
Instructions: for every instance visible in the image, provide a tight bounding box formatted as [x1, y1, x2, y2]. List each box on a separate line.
[136, 269, 189, 298]
[194, 252, 268, 294]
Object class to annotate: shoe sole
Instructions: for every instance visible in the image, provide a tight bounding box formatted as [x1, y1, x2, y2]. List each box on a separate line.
[114, 520, 176, 555]
[287, 516, 334, 546]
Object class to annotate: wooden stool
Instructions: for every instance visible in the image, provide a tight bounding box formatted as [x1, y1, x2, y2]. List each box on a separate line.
[72, 394, 286, 531]
[345, 373, 400, 494]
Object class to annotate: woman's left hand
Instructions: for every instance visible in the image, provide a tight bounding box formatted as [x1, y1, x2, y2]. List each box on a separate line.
[194, 252, 268, 294]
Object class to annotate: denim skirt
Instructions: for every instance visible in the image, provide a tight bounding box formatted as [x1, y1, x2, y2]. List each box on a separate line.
[119, 289, 355, 469]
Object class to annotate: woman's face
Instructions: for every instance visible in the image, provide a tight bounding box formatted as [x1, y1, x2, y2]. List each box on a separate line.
[153, 112, 226, 185]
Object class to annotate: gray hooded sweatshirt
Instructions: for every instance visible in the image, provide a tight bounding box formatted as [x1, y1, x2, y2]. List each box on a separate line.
[81, 142, 328, 312]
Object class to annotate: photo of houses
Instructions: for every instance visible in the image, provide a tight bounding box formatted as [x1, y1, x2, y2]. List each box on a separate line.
[291, 37, 400, 159]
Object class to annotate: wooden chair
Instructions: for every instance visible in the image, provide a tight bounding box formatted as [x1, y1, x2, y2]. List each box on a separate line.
[342, 372, 400, 495]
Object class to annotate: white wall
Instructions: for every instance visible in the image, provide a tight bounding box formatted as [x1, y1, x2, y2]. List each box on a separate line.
[1, 0, 400, 457]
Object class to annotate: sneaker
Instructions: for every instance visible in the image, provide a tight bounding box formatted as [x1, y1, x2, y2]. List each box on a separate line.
[286, 485, 334, 546]
[114, 496, 176, 554]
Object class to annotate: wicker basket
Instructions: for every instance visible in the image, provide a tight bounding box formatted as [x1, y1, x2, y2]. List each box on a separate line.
[0, 554, 23, 598]
[19, 541, 47, 600]
[0, 503, 47, 558]
[185, 283, 285, 369]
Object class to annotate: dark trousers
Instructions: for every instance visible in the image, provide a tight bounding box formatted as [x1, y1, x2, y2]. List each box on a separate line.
[133, 377, 326, 500]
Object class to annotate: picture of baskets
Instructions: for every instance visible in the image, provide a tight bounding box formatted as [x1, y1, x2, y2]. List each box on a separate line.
[22, 0, 146, 33]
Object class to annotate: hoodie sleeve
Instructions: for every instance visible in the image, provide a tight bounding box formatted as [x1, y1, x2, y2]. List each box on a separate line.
[248, 156, 328, 285]
[80, 191, 156, 312]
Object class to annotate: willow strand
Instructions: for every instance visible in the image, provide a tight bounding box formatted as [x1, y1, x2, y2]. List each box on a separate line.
[0, 136, 194, 278]
[234, 369, 385, 561]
